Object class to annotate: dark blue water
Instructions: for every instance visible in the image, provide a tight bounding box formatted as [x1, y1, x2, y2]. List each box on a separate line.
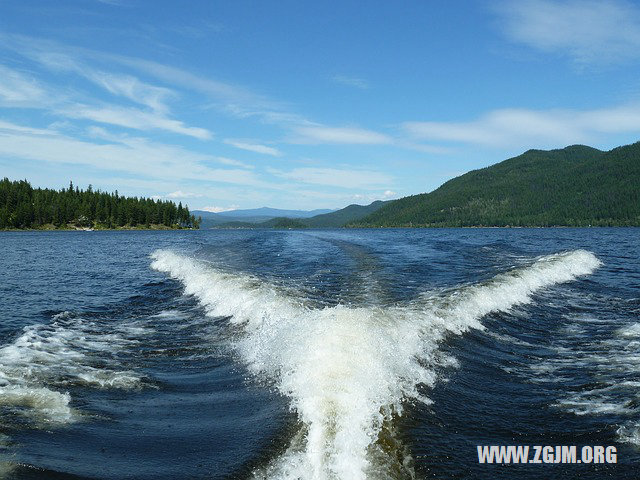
[0, 229, 638, 479]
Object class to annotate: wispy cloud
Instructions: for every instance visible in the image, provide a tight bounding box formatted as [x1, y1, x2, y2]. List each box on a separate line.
[272, 167, 392, 189]
[85, 71, 174, 113]
[0, 31, 455, 210]
[2, 34, 250, 110]
[0, 65, 48, 106]
[105, 52, 286, 119]
[224, 139, 281, 156]
[495, 0, 640, 65]
[166, 190, 203, 199]
[402, 103, 640, 148]
[332, 75, 369, 89]
[290, 125, 392, 145]
[0, 120, 263, 186]
[0, 35, 212, 139]
[199, 205, 240, 213]
[279, 187, 399, 209]
[0, 120, 51, 135]
[0, 34, 417, 154]
[215, 156, 254, 169]
[62, 104, 212, 139]
[350, 189, 397, 203]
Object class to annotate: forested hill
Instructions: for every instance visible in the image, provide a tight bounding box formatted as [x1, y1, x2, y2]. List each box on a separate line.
[209, 200, 389, 229]
[303, 200, 389, 227]
[353, 142, 640, 227]
[0, 179, 201, 230]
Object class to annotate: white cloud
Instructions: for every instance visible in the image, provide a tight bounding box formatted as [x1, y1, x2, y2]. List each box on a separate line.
[224, 139, 281, 156]
[0, 120, 263, 186]
[26, 51, 176, 113]
[402, 103, 640, 148]
[273, 167, 392, 189]
[0, 120, 51, 135]
[345, 189, 398, 204]
[332, 75, 369, 89]
[215, 156, 254, 169]
[0, 38, 212, 139]
[395, 141, 455, 155]
[166, 190, 203, 199]
[106, 53, 287, 118]
[0, 35, 423, 159]
[0, 65, 48, 106]
[496, 0, 640, 65]
[199, 205, 240, 213]
[0, 33, 308, 130]
[61, 104, 212, 139]
[290, 126, 392, 145]
[282, 188, 398, 208]
[85, 71, 174, 113]
[89, 177, 272, 208]
[382, 190, 396, 199]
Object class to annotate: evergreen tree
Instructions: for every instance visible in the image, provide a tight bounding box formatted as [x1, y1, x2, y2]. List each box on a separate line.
[0, 179, 201, 230]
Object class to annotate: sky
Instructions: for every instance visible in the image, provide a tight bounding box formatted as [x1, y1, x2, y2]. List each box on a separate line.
[1, 0, 640, 211]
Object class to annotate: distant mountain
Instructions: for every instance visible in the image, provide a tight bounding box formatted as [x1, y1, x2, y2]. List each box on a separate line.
[193, 207, 334, 229]
[303, 200, 390, 227]
[354, 142, 640, 227]
[196, 200, 388, 229]
[256, 200, 389, 228]
[216, 207, 333, 218]
[192, 211, 272, 228]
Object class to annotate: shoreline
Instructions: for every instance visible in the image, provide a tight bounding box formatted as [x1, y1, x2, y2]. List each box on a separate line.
[0, 226, 198, 232]
[3, 225, 639, 232]
[209, 224, 639, 230]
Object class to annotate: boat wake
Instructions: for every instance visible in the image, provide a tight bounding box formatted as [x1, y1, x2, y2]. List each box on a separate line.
[0, 311, 147, 427]
[151, 249, 601, 480]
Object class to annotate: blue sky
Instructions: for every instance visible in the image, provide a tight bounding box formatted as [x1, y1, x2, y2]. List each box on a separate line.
[1, 0, 640, 211]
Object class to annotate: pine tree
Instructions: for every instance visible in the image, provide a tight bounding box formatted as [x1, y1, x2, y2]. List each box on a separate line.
[0, 178, 201, 230]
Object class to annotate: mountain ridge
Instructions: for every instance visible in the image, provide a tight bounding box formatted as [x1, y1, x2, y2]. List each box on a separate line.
[202, 200, 389, 229]
[353, 142, 640, 227]
[214, 207, 334, 218]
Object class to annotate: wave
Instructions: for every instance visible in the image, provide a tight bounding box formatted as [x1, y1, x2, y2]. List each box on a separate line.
[151, 249, 601, 480]
[538, 317, 640, 447]
[0, 312, 147, 426]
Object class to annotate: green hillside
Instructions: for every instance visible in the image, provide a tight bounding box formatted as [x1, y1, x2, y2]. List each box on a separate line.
[261, 217, 309, 228]
[303, 200, 389, 227]
[208, 200, 388, 229]
[354, 142, 640, 227]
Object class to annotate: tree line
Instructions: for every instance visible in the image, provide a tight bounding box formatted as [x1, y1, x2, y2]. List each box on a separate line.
[0, 178, 201, 230]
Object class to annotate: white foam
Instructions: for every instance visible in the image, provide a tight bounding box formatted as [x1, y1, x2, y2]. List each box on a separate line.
[617, 323, 640, 338]
[556, 398, 631, 416]
[0, 384, 72, 423]
[535, 313, 640, 446]
[0, 314, 146, 425]
[151, 249, 601, 480]
[151, 309, 188, 320]
[485, 330, 536, 347]
[0, 460, 16, 480]
[617, 423, 640, 446]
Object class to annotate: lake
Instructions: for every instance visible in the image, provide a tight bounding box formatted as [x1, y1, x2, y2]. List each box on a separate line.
[0, 228, 638, 479]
